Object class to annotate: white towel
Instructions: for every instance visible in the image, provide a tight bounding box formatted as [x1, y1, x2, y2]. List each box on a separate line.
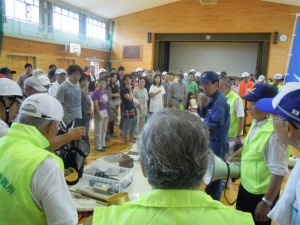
[268, 160, 300, 225]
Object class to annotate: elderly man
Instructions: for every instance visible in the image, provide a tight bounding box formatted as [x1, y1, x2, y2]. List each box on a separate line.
[256, 82, 300, 225]
[92, 109, 254, 225]
[49, 69, 67, 97]
[219, 77, 245, 151]
[0, 93, 77, 224]
[169, 73, 188, 109]
[0, 79, 23, 138]
[197, 71, 230, 200]
[24, 75, 50, 97]
[236, 83, 288, 225]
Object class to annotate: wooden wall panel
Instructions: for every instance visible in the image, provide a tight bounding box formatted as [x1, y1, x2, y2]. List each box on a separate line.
[0, 36, 108, 80]
[110, 0, 300, 77]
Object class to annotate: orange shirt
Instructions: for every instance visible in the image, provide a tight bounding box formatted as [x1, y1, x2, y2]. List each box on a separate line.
[239, 80, 254, 97]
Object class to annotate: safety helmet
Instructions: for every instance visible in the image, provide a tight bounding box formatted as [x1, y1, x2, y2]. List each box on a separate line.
[0, 78, 22, 96]
[136, 67, 143, 73]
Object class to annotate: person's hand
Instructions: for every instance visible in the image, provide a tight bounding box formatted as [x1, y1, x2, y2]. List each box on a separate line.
[235, 136, 242, 145]
[68, 126, 86, 141]
[89, 111, 94, 120]
[95, 111, 101, 120]
[157, 90, 161, 94]
[254, 201, 271, 222]
[198, 94, 208, 108]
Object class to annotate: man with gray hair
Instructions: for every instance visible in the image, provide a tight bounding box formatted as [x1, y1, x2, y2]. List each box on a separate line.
[92, 109, 254, 225]
[0, 93, 77, 224]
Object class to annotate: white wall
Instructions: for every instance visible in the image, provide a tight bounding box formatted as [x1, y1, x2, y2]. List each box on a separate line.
[169, 42, 258, 76]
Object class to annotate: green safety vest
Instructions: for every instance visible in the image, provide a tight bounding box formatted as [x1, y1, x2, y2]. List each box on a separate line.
[0, 123, 64, 225]
[93, 189, 254, 225]
[226, 90, 242, 138]
[241, 118, 275, 194]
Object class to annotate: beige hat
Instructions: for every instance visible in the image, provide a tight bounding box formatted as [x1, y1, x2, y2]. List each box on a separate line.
[258, 75, 265, 82]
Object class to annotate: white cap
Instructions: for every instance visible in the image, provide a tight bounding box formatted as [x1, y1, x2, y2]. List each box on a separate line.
[38, 75, 50, 86]
[32, 68, 45, 77]
[55, 68, 66, 75]
[24, 76, 48, 92]
[189, 69, 196, 73]
[99, 68, 107, 74]
[136, 67, 143, 73]
[273, 73, 283, 80]
[242, 72, 250, 78]
[195, 72, 201, 77]
[258, 75, 265, 82]
[162, 71, 167, 76]
[0, 78, 22, 96]
[183, 72, 188, 79]
[216, 72, 221, 76]
[20, 93, 63, 121]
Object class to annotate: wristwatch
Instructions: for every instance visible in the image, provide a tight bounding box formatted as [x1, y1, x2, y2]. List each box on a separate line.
[262, 197, 273, 206]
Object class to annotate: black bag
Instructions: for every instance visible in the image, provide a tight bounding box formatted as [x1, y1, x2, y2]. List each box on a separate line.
[54, 119, 90, 185]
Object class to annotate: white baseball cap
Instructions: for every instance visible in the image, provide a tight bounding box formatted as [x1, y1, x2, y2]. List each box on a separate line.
[258, 75, 265, 82]
[273, 73, 283, 80]
[38, 75, 50, 86]
[99, 68, 107, 74]
[162, 71, 168, 76]
[24, 76, 48, 92]
[20, 93, 63, 122]
[32, 68, 45, 77]
[242, 72, 250, 78]
[136, 67, 143, 73]
[189, 69, 196, 73]
[195, 72, 201, 77]
[55, 68, 66, 75]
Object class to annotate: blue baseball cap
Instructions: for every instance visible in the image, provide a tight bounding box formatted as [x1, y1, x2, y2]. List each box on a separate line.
[200, 71, 219, 83]
[243, 83, 277, 102]
[256, 82, 300, 125]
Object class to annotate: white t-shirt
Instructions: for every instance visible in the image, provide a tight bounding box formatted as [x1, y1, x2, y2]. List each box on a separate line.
[0, 119, 9, 138]
[31, 157, 78, 225]
[234, 97, 245, 118]
[149, 85, 165, 113]
[48, 81, 60, 97]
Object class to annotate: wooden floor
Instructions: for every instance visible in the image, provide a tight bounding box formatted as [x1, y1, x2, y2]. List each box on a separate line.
[85, 122, 295, 225]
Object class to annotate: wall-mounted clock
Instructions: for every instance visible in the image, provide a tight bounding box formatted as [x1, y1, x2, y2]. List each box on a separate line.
[279, 34, 287, 42]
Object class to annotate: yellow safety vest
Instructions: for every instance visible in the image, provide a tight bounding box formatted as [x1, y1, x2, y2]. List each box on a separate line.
[241, 118, 274, 194]
[0, 123, 64, 225]
[93, 189, 254, 225]
[226, 90, 242, 138]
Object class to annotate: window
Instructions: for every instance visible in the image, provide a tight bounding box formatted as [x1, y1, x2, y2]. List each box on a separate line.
[5, 0, 39, 23]
[53, 5, 79, 33]
[86, 17, 106, 40]
[90, 61, 100, 75]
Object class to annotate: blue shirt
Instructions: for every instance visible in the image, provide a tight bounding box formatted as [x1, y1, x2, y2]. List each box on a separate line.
[197, 89, 230, 158]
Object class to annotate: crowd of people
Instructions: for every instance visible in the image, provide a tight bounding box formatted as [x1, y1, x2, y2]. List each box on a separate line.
[0, 63, 299, 225]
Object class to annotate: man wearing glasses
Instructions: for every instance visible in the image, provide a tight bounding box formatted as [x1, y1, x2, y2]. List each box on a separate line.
[256, 82, 300, 225]
[236, 83, 288, 225]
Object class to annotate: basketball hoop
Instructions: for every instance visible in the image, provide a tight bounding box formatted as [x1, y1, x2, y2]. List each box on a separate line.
[76, 51, 81, 57]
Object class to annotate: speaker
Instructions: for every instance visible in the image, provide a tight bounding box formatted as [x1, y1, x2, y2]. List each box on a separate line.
[203, 151, 240, 185]
[273, 32, 279, 44]
[147, 32, 151, 43]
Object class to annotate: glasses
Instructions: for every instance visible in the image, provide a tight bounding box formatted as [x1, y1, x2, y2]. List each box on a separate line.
[271, 114, 299, 129]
